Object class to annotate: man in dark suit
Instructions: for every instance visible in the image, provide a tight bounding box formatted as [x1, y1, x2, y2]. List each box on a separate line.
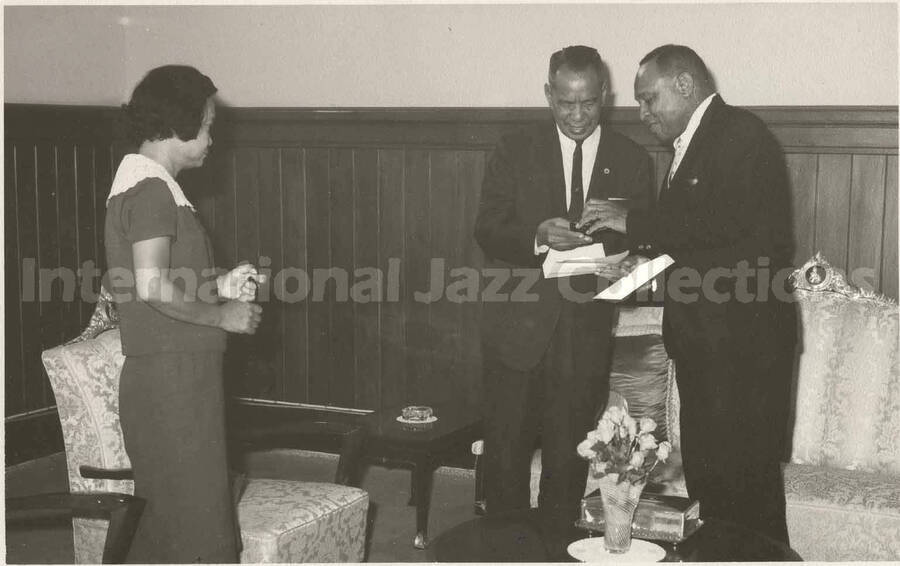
[474, 45, 653, 523]
[587, 44, 797, 542]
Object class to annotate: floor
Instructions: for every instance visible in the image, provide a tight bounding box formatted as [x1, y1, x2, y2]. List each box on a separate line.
[5, 450, 478, 563]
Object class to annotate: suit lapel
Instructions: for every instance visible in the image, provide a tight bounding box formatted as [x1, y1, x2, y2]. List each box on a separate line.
[536, 122, 567, 217]
[586, 129, 613, 200]
[669, 95, 725, 187]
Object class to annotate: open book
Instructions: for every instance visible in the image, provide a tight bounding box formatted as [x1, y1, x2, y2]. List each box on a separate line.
[594, 254, 674, 301]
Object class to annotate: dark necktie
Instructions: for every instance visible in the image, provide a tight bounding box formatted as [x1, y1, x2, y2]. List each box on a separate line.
[568, 140, 584, 220]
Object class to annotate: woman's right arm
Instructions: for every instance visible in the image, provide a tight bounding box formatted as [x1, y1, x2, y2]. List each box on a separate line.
[133, 237, 261, 334]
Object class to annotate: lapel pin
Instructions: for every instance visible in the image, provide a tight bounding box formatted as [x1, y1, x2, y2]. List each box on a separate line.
[688, 178, 699, 186]
[603, 168, 610, 174]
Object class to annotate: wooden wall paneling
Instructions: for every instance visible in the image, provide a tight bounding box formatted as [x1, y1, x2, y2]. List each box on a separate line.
[847, 155, 887, 293]
[403, 149, 432, 405]
[428, 150, 462, 407]
[329, 148, 357, 408]
[36, 142, 64, 410]
[786, 154, 819, 266]
[773, 125, 898, 155]
[304, 147, 333, 405]
[4, 104, 897, 422]
[254, 148, 286, 398]
[5, 144, 25, 415]
[93, 146, 114, 273]
[5, 411, 64, 466]
[233, 148, 262, 271]
[112, 145, 129, 174]
[814, 154, 852, 273]
[230, 148, 267, 397]
[352, 148, 382, 410]
[16, 144, 44, 412]
[881, 155, 898, 300]
[55, 144, 82, 340]
[456, 150, 486, 408]
[211, 150, 237, 267]
[220, 147, 264, 398]
[75, 145, 99, 323]
[188, 156, 218, 237]
[280, 148, 309, 402]
[377, 149, 407, 412]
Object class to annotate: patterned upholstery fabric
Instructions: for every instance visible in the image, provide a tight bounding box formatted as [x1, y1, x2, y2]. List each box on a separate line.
[789, 255, 900, 474]
[43, 329, 134, 564]
[238, 479, 368, 563]
[73, 479, 369, 563]
[43, 329, 132, 495]
[784, 463, 900, 561]
[613, 305, 664, 338]
[65, 287, 120, 345]
[42, 330, 369, 563]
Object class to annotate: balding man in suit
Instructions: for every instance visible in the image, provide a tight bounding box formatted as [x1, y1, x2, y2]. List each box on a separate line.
[588, 44, 797, 542]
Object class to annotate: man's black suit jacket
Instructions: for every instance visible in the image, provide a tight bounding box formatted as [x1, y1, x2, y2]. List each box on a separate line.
[627, 95, 797, 367]
[475, 122, 654, 372]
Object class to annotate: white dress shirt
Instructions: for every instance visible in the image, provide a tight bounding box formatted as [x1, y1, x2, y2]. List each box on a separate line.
[535, 125, 603, 254]
[557, 125, 602, 210]
[669, 93, 718, 182]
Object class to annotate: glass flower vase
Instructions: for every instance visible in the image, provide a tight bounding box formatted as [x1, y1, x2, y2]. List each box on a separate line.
[597, 473, 646, 553]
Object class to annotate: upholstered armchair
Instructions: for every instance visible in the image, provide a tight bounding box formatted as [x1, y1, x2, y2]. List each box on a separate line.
[42, 325, 370, 563]
[779, 253, 900, 561]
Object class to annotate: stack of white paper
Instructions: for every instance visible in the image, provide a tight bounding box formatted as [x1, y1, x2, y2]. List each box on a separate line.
[542, 243, 629, 279]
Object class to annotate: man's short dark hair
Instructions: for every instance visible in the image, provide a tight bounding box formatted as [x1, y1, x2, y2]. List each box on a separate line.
[123, 65, 217, 145]
[640, 44, 710, 83]
[548, 45, 605, 83]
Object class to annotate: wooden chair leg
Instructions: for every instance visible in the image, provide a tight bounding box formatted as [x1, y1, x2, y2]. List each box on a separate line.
[473, 454, 487, 515]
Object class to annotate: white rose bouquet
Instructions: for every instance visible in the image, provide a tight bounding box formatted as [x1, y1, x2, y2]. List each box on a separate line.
[577, 406, 672, 486]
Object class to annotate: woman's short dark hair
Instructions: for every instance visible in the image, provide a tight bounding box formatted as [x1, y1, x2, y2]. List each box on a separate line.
[123, 65, 217, 145]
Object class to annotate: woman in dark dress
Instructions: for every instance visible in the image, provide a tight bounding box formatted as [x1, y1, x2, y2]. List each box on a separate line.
[104, 65, 263, 563]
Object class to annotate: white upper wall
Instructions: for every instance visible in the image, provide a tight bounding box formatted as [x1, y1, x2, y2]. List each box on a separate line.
[4, 3, 898, 107]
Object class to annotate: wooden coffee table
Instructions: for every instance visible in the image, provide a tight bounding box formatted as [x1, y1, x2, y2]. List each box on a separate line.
[427, 508, 802, 562]
[363, 402, 482, 549]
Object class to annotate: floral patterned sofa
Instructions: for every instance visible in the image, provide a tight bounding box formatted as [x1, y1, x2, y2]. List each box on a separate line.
[42, 324, 370, 563]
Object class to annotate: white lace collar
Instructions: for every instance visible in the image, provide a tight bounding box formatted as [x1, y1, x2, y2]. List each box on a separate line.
[106, 153, 195, 210]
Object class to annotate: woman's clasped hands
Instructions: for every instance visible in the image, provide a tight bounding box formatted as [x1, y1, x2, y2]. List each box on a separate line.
[218, 263, 267, 302]
[218, 264, 268, 334]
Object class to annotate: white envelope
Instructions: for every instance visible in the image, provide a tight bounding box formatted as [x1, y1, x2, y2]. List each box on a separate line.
[542, 243, 629, 279]
[594, 254, 674, 301]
